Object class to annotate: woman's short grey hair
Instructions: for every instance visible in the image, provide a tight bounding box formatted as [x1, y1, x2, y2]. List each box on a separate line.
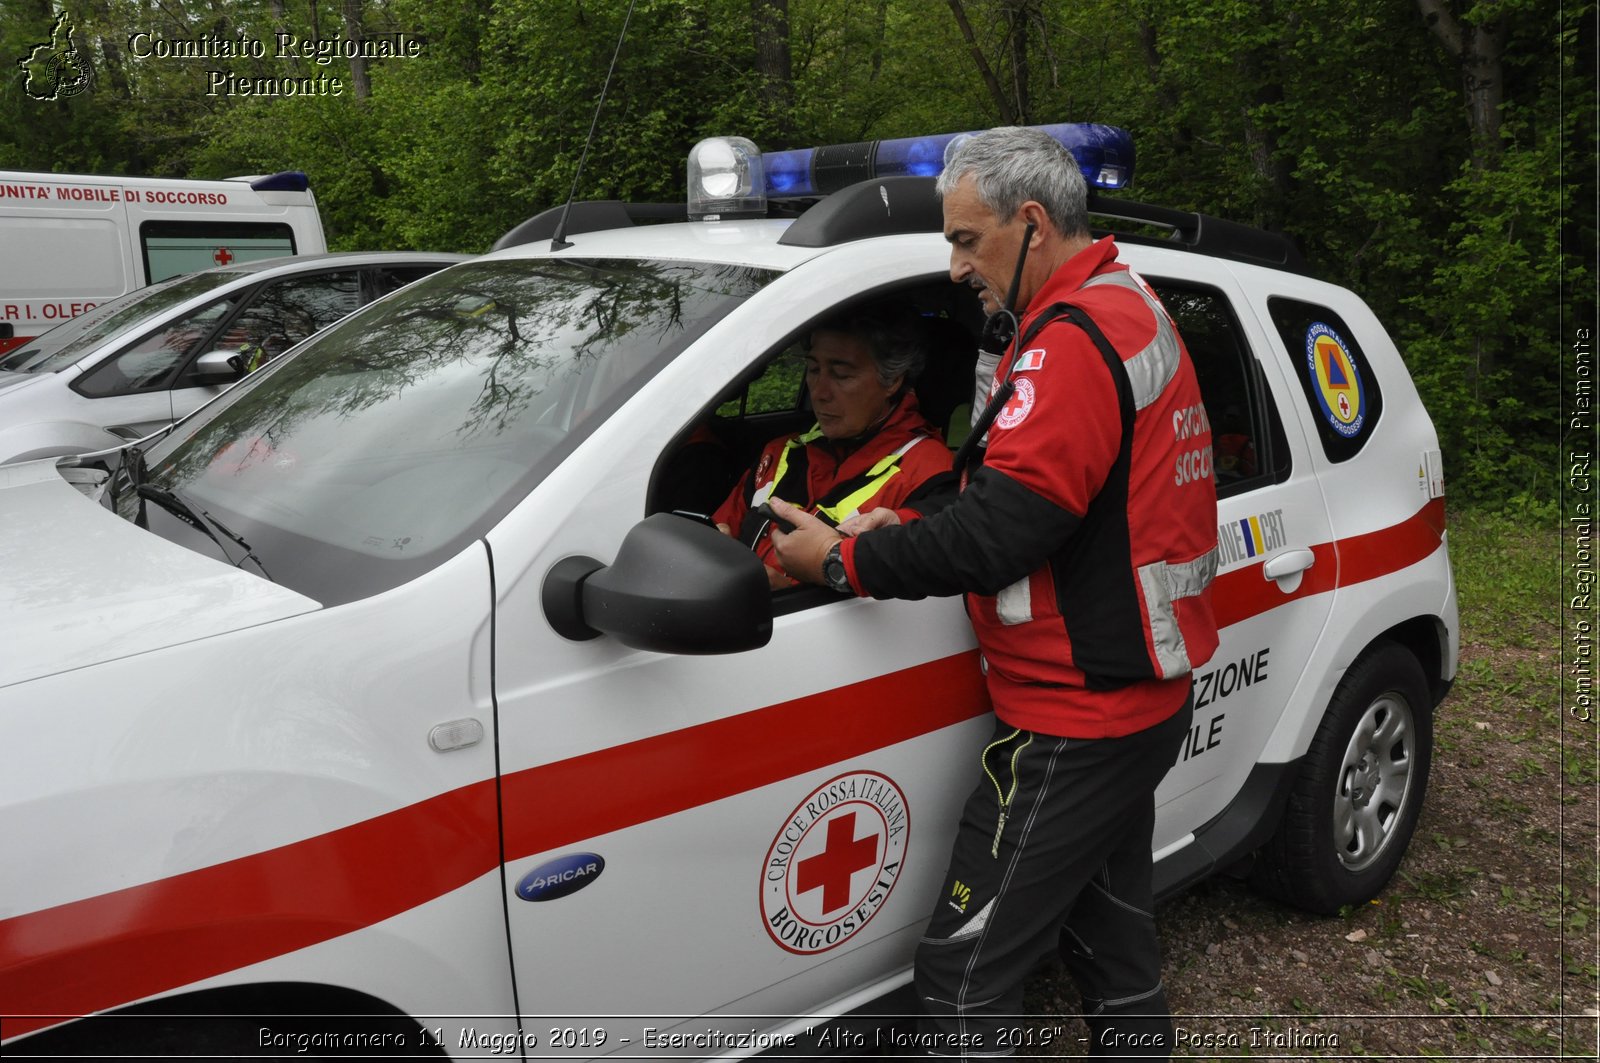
[812, 301, 926, 387]
[935, 126, 1090, 239]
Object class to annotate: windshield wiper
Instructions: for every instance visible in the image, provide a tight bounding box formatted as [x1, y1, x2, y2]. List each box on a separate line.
[134, 483, 274, 582]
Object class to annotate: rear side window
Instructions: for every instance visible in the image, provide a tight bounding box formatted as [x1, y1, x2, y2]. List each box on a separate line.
[141, 221, 296, 282]
[1268, 297, 1384, 462]
[365, 265, 447, 300]
[1152, 281, 1290, 498]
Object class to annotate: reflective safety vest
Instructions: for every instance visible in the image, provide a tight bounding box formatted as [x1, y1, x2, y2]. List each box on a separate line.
[739, 427, 931, 546]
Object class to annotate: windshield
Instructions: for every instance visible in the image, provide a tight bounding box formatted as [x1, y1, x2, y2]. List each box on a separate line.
[124, 257, 776, 604]
[4, 271, 247, 374]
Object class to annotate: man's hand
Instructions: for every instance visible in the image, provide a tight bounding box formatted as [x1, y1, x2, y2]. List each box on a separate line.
[838, 507, 901, 537]
[768, 498, 841, 586]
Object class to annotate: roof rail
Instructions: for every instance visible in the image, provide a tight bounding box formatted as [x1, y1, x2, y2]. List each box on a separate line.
[493, 201, 686, 251]
[1086, 191, 1307, 274]
[488, 183, 1308, 274]
[777, 176, 942, 248]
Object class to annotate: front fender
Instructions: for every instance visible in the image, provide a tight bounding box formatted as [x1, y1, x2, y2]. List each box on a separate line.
[0, 420, 125, 465]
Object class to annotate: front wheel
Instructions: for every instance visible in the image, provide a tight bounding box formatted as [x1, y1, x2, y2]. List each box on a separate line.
[1252, 641, 1433, 914]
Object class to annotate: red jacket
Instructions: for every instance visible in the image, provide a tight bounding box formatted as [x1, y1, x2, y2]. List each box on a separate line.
[843, 238, 1220, 737]
[715, 390, 952, 575]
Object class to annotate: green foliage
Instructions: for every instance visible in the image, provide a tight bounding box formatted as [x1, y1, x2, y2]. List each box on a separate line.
[1401, 132, 1566, 506]
[0, 0, 1588, 507]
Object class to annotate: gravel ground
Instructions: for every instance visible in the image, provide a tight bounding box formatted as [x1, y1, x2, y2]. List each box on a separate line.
[1013, 618, 1598, 1059]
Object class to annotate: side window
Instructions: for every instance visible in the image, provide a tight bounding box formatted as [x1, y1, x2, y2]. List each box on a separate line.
[74, 296, 241, 397]
[364, 265, 447, 302]
[1152, 280, 1291, 498]
[1268, 297, 1384, 462]
[717, 347, 806, 417]
[648, 348, 807, 520]
[651, 278, 977, 565]
[140, 221, 296, 282]
[188, 271, 364, 383]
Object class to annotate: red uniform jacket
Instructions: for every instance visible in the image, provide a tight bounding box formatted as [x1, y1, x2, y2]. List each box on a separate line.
[843, 238, 1220, 737]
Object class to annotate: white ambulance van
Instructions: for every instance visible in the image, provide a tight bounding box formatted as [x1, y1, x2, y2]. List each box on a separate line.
[0, 170, 326, 356]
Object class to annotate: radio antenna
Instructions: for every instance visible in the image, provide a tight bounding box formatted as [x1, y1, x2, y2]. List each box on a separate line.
[550, 0, 639, 251]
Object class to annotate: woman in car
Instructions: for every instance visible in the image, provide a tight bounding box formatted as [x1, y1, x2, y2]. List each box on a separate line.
[715, 302, 954, 589]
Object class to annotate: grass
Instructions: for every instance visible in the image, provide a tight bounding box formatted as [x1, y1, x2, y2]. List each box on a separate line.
[1446, 508, 1558, 650]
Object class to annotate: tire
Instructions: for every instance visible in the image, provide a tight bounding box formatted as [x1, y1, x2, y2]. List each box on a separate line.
[1252, 641, 1433, 914]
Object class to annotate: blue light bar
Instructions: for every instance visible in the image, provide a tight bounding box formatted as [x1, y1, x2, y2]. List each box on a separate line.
[759, 123, 1134, 199]
[249, 171, 311, 192]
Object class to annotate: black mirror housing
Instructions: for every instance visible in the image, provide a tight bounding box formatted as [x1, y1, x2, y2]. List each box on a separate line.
[542, 513, 772, 654]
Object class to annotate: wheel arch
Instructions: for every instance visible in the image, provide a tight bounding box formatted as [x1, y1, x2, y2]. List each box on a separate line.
[9, 982, 442, 1057]
[1379, 614, 1452, 708]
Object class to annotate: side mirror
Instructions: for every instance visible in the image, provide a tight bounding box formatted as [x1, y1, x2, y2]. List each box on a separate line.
[191, 349, 247, 385]
[542, 513, 772, 654]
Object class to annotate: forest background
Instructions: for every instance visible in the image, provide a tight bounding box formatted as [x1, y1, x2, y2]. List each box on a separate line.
[1, 0, 1593, 511]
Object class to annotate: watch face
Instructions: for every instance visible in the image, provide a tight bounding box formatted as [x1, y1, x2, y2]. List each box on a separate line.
[824, 546, 849, 592]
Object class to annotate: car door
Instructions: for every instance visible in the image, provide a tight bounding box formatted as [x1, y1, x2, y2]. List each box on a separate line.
[488, 247, 991, 1050]
[1142, 269, 1337, 856]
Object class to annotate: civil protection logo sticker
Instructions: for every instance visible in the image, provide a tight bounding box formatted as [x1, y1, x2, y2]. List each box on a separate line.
[760, 770, 909, 955]
[17, 13, 94, 101]
[1304, 322, 1365, 438]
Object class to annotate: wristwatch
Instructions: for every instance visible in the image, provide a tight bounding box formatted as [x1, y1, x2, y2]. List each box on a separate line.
[822, 541, 852, 594]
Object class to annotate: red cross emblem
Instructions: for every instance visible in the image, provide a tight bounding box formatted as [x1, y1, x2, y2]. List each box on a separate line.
[796, 811, 879, 916]
[995, 376, 1036, 431]
[761, 772, 908, 955]
[1337, 392, 1351, 419]
[213, 247, 234, 266]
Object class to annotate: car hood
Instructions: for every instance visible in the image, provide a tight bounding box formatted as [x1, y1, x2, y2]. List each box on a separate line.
[0, 461, 321, 688]
[0, 371, 40, 393]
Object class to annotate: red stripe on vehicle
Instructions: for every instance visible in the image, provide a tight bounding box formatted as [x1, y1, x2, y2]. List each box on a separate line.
[499, 651, 990, 861]
[0, 781, 500, 1040]
[0, 653, 989, 1040]
[1213, 498, 1445, 629]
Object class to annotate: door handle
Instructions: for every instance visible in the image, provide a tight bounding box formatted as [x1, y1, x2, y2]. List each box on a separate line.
[1262, 548, 1315, 581]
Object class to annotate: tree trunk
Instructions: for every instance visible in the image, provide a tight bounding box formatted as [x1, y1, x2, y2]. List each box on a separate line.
[1416, 0, 1505, 167]
[342, 0, 371, 100]
[752, 0, 793, 125]
[946, 0, 1014, 123]
[1007, 1, 1031, 124]
[1135, 12, 1191, 151]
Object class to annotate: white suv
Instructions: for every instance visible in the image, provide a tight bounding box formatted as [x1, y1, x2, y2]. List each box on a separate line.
[0, 125, 1455, 1057]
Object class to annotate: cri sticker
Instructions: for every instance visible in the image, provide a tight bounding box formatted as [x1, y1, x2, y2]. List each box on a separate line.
[760, 771, 909, 955]
[1304, 322, 1365, 438]
[995, 376, 1036, 431]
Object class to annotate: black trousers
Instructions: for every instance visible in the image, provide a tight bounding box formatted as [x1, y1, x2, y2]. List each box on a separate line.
[913, 695, 1193, 1059]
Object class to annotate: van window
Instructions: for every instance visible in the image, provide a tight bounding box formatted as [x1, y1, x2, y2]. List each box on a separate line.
[140, 221, 296, 282]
